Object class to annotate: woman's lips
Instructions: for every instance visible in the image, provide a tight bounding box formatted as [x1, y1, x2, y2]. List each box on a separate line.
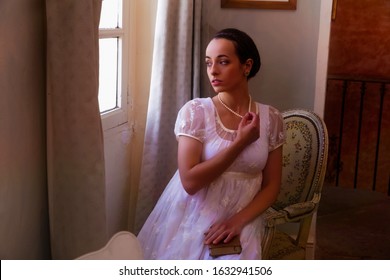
[211, 79, 222, 86]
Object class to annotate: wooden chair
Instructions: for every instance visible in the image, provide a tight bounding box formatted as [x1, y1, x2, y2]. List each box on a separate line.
[262, 109, 329, 259]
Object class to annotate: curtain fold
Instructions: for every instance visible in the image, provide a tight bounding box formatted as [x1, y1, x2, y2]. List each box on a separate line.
[135, 0, 202, 232]
[45, 0, 107, 259]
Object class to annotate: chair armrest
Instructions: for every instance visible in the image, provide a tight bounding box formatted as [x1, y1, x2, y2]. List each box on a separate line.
[283, 192, 321, 219]
[283, 201, 316, 219]
[264, 193, 321, 227]
[263, 208, 288, 227]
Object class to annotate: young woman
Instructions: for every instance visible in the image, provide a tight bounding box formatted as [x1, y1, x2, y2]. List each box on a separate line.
[137, 28, 286, 259]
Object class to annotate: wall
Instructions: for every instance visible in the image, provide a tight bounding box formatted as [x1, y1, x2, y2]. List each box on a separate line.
[0, 0, 50, 259]
[201, 0, 330, 113]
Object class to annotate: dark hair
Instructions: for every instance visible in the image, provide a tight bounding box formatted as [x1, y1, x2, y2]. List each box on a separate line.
[213, 28, 261, 79]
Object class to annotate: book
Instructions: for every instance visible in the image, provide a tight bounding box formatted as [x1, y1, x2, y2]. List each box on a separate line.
[209, 235, 242, 257]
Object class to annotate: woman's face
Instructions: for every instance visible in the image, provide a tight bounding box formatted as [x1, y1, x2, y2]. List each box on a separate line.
[205, 38, 248, 93]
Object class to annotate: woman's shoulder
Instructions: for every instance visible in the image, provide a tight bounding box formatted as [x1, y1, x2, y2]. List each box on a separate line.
[175, 98, 211, 142]
[177, 97, 214, 119]
[180, 97, 213, 112]
[254, 102, 283, 117]
[254, 102, 286, 149]
[185, 97, 212, 106]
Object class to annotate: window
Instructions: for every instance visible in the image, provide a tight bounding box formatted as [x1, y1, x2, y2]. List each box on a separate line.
[99, 0, 129, 129]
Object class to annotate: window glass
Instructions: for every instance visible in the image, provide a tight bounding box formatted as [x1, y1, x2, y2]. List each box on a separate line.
[98, 38, 119, 113]
[98, 0, 127, 128]
[100, 0, 121, 29]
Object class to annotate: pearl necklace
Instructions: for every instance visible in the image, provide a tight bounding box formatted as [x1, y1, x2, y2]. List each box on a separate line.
[217, 93, 251, 119]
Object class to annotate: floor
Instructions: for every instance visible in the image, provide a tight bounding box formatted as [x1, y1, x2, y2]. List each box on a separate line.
[315, 185, 390, 260]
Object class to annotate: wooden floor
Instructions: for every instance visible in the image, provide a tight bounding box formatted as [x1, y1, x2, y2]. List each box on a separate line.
[315, 185, 390, 259]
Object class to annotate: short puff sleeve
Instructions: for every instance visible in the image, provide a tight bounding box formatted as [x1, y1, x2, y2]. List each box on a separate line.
[174, 99, 206, 143]
[268, 106, 286, 151]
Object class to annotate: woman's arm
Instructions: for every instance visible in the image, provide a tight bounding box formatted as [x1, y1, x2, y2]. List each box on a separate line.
[178, 112, 260, 195]
[204, 146, 282, 244]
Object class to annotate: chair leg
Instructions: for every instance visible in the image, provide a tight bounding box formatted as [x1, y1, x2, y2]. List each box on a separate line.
[296, 216, 313, 248]
[261, 226, 275, 260]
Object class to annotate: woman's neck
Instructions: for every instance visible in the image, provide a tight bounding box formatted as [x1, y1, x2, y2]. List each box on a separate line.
[218, 91, 251, 112]
[217, 92, 252, 120]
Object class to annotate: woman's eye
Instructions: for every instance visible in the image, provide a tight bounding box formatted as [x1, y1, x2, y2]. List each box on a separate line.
[205, 61, 212, 67]
[220, 60, 229, 65]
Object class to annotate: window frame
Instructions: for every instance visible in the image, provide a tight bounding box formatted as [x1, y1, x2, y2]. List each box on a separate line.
[99, 0, 129, 131]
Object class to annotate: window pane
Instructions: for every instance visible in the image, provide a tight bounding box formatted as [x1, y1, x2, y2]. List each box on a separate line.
[99, 38, 119, 113]
[99, 0, 121, 29]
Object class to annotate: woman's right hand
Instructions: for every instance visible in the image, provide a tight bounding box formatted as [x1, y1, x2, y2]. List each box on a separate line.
[235, 112, 260, 147]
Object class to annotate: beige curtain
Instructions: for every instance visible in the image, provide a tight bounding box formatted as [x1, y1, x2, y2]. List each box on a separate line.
[135, 0, 202, 232]
[45, 0, 107, 259]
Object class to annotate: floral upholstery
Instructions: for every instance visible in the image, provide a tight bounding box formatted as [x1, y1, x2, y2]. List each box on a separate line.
[261, 109, 328, 260]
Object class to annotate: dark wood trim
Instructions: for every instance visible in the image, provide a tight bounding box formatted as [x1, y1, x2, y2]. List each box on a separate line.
[221, 0, 297, 10]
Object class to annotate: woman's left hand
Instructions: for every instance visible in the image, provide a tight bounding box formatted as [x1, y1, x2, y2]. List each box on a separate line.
[204, 215, 245, 245]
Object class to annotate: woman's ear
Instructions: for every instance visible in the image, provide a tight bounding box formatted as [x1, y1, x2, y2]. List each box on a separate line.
[246, 58, 253, 66]
[244, 59, 253, 76]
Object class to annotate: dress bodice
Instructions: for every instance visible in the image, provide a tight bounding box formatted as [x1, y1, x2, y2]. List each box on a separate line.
[175, 98, 285, 176]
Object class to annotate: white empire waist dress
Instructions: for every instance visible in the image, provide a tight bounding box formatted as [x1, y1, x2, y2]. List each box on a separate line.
[137, 97, 285, 260]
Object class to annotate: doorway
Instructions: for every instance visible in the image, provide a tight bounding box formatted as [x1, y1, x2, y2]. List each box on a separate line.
[324, 0, 390, 195]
